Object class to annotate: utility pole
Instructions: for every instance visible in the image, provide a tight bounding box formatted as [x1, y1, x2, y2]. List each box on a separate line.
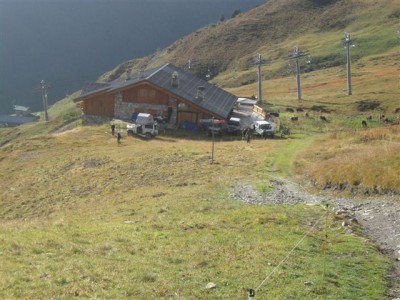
[256, 53, 263, 104]
[288, 46, 309, 101]
[33, 80, 50, 121]
[250, 53, 269, 105]
[343, 33, 355, 96]
[211, 116, 215, 164]
[40, 80, 50, 121]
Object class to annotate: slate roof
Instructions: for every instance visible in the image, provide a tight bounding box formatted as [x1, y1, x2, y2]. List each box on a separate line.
[80, 82, 111, 96]
[13, 105, 30, 112]
[76, 63, 237, 119]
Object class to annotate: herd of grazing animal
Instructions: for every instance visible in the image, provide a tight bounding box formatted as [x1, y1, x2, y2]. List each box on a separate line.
[283, 107, 330, 123]
[361, 113, 400, 128]
[276, 107, 400, 129]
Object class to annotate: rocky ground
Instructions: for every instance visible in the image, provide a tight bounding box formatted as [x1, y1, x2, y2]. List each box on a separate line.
[231, 179, 400, 299]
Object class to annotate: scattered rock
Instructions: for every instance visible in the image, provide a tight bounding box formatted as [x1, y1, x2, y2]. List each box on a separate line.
[206, 282, 217, 289]
[231, 179, 400, 297]
[342, 220, 350, 227]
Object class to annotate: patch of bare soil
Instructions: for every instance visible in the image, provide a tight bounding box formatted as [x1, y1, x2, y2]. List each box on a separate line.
[231, 179, 400, 299]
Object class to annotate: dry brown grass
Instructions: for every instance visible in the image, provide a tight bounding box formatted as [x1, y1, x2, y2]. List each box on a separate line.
[296, 125, 400, 194]
[0, 125, 279, 221]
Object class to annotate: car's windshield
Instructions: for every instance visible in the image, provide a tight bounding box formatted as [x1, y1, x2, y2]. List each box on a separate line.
[228, 121, 240, 126]
[259, 123, 272, 130]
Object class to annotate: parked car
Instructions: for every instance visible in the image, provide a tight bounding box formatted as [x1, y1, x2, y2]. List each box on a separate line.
[199, 119, 224, 137]
[225, 117, 242, 135]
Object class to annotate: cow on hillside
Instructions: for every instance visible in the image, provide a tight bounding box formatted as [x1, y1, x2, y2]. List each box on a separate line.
[362, 120, 367, 128]
[320, 116, 328, 122]
[286, 108, 295, 113]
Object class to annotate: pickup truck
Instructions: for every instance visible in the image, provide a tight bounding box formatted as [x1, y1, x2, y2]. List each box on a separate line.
[253, 120, 275, 138]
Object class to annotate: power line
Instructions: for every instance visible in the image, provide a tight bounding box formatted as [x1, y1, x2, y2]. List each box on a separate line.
[245, 174, 332, 299]
[250, 215, 324, 298]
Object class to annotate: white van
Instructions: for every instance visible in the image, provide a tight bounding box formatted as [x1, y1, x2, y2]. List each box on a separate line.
[253, 120, 275, 138]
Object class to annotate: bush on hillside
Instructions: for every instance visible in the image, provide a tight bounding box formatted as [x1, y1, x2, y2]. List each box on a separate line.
[388, 10, 400, 19]
[308, 0, 339, 6]
[231, 9, 241, 18]
[356, 100, 381, 112]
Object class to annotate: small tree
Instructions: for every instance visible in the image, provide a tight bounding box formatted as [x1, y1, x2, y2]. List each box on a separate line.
[231, 9, 241, 18]
[219, 14, 225, 22]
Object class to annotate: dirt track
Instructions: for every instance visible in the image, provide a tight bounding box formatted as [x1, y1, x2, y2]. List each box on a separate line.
[231, 179, 400, 299]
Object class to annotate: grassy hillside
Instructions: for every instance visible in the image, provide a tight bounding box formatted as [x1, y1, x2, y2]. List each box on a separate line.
[0, 126, 390, 299]
[100, 0, 399, 86]
[1, 0, 399, 298]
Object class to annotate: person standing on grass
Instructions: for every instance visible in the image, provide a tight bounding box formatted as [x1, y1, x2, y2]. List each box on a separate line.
[246, 128, 251, 143]
[117, 131, 122, 145]
[242, 127, 249, 141]
[111, 123, 116, 136]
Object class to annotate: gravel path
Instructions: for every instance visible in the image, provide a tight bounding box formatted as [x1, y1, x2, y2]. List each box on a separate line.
[231, 179, 400, 299]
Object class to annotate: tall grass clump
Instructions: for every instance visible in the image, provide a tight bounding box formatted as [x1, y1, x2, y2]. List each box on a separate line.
[296, 125, 400, 194]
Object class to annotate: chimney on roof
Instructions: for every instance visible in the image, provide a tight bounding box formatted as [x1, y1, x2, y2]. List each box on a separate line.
[171, 71, 179, 88]
[139, 69, 145, 79]
[125, 70, 130, 81]
[196, 86, 205, 100]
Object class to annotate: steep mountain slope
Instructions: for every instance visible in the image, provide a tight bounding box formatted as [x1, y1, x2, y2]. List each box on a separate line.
[0, 0, 265, 114]
[100, 0, 399, 88]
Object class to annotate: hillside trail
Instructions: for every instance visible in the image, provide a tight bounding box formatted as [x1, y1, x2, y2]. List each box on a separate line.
[231, 178, 400, 299]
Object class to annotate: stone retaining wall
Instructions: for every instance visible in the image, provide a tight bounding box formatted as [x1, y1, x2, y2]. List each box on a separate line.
[82, 115, 111, 125]
[114, 95, 168, 120]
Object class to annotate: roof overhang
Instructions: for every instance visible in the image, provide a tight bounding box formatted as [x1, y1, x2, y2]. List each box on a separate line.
[73, 87, 110, 102]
